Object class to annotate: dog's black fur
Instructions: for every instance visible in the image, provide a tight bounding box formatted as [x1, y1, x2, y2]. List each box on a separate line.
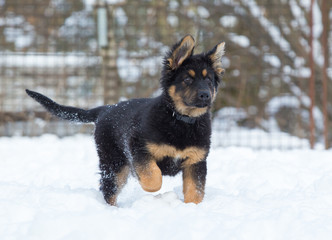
[26, 35, 225, 205]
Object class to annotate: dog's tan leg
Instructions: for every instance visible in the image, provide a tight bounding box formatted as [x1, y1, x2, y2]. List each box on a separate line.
[135, 160, 162, 192]
[182, 161, 206, 204]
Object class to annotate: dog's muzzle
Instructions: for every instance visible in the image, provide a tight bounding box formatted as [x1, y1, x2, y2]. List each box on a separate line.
[195, 90, 211, 108]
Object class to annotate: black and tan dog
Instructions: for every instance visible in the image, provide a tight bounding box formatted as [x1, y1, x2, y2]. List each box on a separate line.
[26, 35, 225, 205]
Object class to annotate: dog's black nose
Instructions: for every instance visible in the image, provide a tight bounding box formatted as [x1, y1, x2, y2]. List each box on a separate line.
[198, 90, 211, 101]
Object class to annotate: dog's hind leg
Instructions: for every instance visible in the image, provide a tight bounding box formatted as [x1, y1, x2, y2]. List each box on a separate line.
[100, 163, 130, 206]
[97, 142, 130, 206]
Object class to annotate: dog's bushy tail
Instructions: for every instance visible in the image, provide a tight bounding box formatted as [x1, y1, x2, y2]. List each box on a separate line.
[26, 89, 102, 123]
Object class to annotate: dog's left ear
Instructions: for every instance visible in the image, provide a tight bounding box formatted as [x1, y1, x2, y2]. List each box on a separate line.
[208, 42, 225, 78]
[167, 35, 195, 70]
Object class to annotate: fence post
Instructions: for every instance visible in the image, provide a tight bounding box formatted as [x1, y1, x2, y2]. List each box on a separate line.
[321, 0, 329, 149]
[96, 1, 120, 105]
[309, 0, 315, 149]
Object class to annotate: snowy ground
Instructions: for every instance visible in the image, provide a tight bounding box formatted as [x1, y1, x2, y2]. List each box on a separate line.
[1, 134, 332, 240]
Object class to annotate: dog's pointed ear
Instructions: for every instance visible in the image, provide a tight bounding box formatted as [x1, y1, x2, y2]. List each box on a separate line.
[208, 42, 225, 78]
[167, 35, 195, 70]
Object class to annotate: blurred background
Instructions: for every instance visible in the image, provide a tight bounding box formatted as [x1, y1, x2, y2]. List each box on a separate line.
[0, 0, 331, 149]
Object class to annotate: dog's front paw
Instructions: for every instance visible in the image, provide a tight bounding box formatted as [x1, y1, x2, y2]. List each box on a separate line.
[136, 161, 162, 192]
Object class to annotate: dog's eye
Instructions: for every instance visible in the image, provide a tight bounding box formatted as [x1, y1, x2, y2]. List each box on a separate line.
[184, 78, 193, 84]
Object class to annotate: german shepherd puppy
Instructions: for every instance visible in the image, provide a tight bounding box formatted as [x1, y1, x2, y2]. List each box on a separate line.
[26, 35, 225, 205]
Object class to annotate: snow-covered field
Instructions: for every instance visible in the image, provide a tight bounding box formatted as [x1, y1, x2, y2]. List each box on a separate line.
[1, 134, 332, 240]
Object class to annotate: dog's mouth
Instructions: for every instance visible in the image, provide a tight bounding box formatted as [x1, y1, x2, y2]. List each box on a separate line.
[184, 101, 210, 109]
[194, 102, 209, 108]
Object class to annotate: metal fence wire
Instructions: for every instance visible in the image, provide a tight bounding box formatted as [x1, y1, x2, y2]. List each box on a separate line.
[0, 0, 331, 149]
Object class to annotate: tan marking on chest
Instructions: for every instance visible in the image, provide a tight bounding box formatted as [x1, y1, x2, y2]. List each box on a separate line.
[146, 143, 207, 167]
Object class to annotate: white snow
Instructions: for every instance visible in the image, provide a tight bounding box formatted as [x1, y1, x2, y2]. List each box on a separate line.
[59, 11, 95, 39]
[266, 96, 302, 115]
[116, 49, 162, 83]
[197, 6, 210, 18]
[167, 15, 179, 27]
[219, 15, 238, 28]
[0, 52, 101, 68]
[1, 133, 332, 239]
[263, 54, 281, 68]
[241, 0, 299, 59]
[212, 125, 310, 149]
[114, 7, 128, 26]
[0, 14, 35, 49]
[265, 96, 324, 131]
[228, 34, 250, 48]
[83, 0, 125, 10]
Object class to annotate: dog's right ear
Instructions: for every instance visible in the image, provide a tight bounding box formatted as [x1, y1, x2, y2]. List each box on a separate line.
[166, 35, 195, 70]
